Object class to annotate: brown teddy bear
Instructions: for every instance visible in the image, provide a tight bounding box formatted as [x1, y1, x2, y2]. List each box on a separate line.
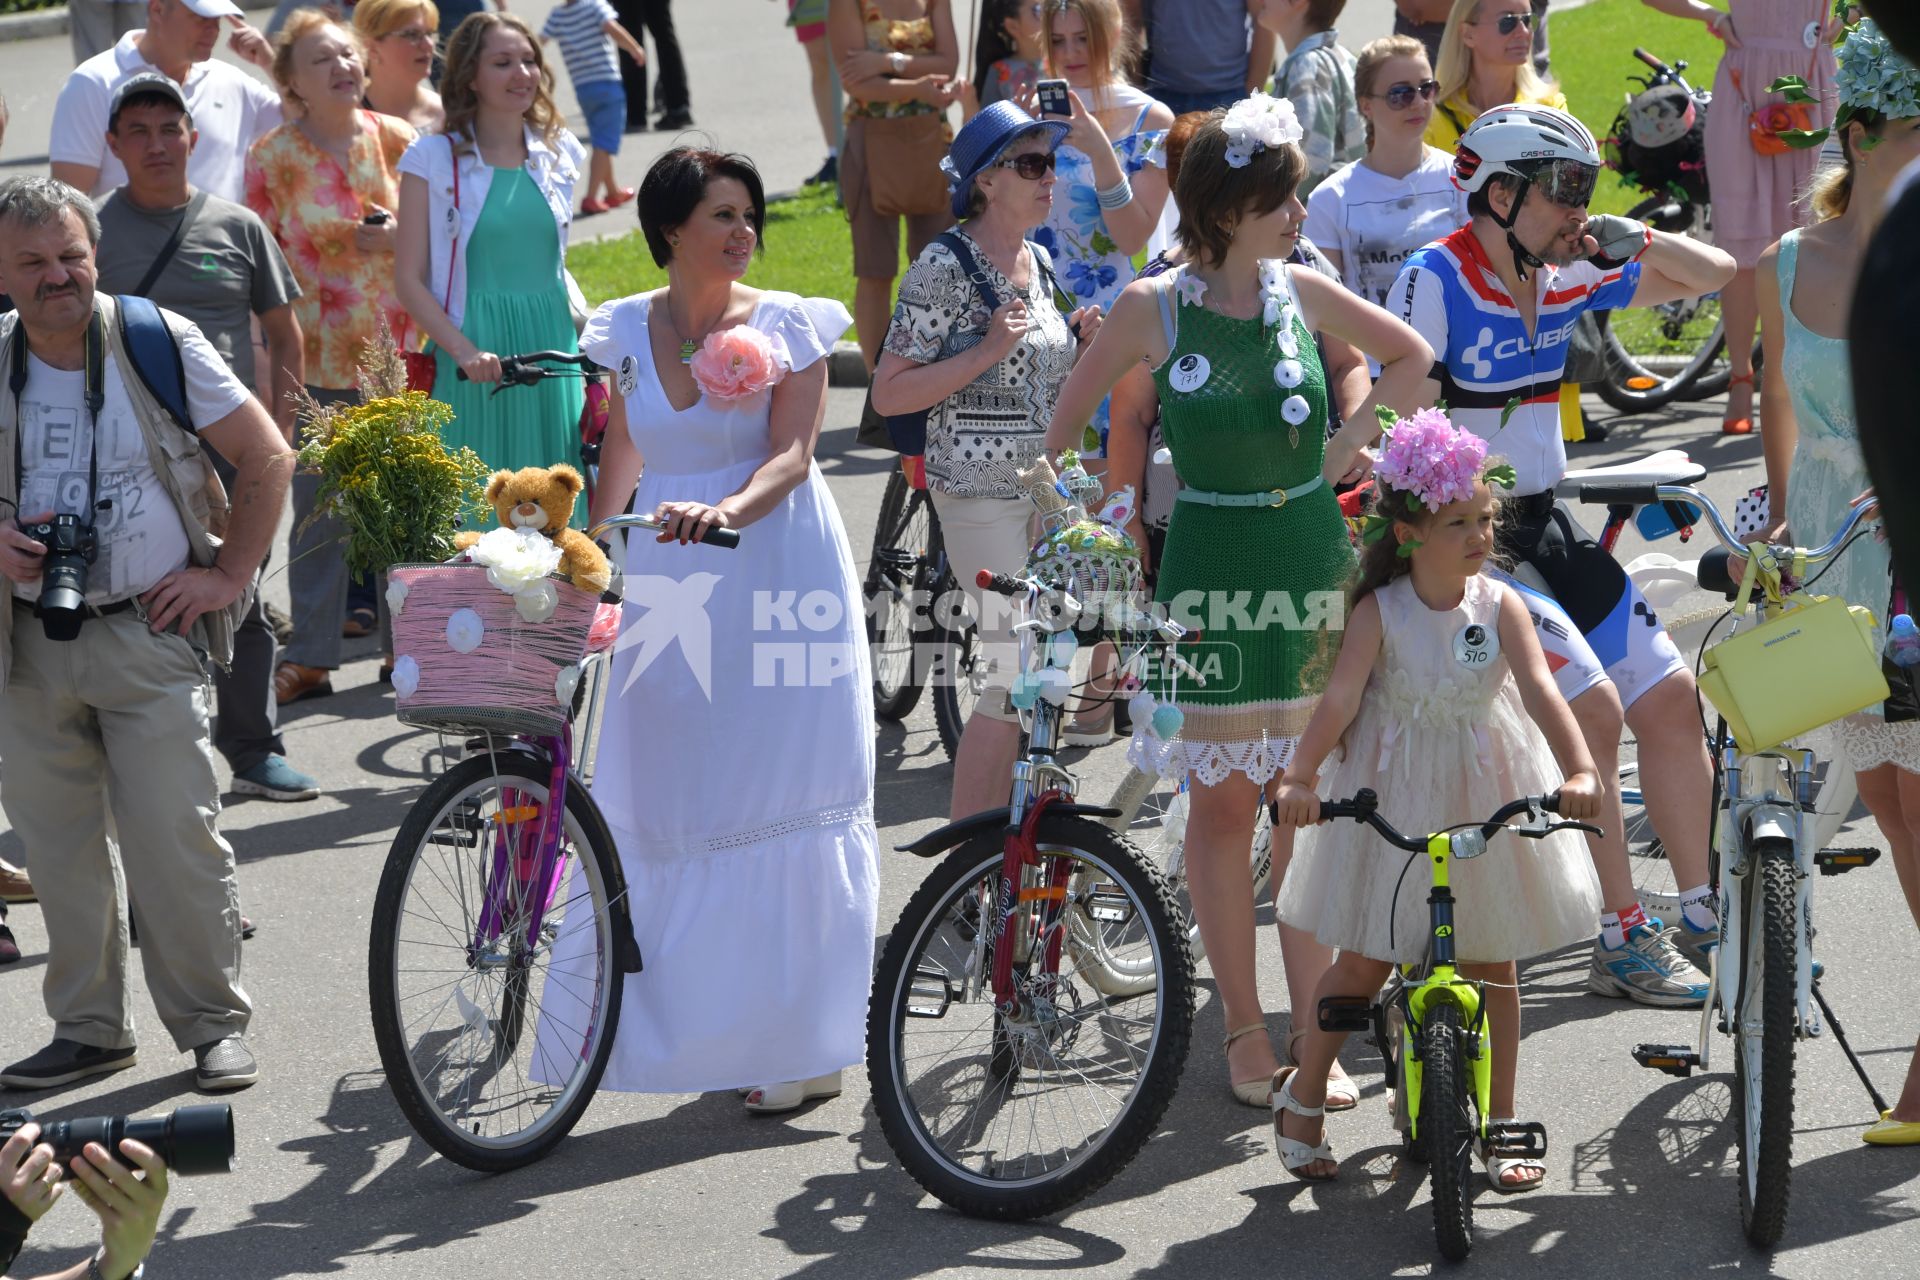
[453, 464, 612, 594]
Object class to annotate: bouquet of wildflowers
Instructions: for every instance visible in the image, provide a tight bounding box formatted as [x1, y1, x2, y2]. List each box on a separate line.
[294, 334, 491, 577]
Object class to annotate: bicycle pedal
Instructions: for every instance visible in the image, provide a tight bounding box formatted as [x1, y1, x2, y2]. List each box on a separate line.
[1816, 847, 1881, 876]
[1483, 1120, 1548, 1160]
[1318, 995, 1376, 1033]
[1631, 1043, 1699, 1077]
[906, 966, 957, 1018]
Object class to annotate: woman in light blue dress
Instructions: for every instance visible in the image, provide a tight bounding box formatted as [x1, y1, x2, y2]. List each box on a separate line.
[1754, 21, 1920, 1143]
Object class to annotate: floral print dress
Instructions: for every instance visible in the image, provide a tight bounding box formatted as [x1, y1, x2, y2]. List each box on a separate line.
[1033, 82, 1168, 456]
[245, 111, 418, 391]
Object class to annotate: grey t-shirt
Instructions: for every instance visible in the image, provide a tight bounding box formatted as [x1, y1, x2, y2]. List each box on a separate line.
[1143, 0, 1250, 95]
[94, 189, 300, 391]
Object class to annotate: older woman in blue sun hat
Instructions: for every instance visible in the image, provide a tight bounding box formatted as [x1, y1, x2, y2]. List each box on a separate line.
[871, 100, 1104, 820]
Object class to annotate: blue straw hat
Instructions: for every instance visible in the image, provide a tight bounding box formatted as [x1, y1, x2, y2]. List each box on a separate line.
[939, 100, 1071, 220]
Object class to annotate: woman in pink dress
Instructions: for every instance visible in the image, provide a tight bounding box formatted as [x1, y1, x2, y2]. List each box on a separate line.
[1643, 0, 1836, 434]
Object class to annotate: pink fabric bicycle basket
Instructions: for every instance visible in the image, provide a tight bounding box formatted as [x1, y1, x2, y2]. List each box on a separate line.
[388, 562, 604, 737]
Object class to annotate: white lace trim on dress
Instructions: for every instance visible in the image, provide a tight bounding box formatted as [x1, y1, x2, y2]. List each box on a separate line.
[1842, 711, 1920, 773]
[1128, 728, 1298, 787]
[622, 800, 875, 859]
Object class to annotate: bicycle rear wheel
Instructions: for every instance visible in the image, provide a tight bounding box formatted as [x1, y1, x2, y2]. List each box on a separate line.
[369, 752, 630, 1171]
[1103, 765, 1273, 962]
[867, 469, 932, 721]
[867, 816, 1195, 1219]
[1733, 841, 1797, 1247]
[930, 575, 982, 761]
[1594, 197, 1724, 414]
[1420, 998, 1476, 1263]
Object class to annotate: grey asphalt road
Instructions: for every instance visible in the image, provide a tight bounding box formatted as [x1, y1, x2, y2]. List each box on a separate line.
[2, 2, 1915, 1276]
[4, 382, 1918, 1279]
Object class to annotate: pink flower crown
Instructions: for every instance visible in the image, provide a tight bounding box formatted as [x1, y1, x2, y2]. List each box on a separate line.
[1363, 407, 1516, 557]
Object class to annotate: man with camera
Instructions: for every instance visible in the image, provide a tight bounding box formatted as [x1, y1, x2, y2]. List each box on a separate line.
[94, 73, 319, 805]
[0, 1121, 163, 1280]
[0, 175, 292, 1093]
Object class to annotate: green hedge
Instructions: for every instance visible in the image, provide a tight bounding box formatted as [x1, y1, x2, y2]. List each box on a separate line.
[1, 0, 65, 14]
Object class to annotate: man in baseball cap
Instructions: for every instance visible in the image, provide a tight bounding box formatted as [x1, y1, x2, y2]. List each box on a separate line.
[51, 0, 280, 203]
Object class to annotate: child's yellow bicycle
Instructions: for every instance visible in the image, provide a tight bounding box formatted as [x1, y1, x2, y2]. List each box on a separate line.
[1314, 788, 1602, 1263]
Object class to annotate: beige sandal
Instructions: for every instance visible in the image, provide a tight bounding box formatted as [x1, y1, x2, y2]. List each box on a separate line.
[1223, 1022, 1275, 1107]
[1288, 1030, 1359, 1112]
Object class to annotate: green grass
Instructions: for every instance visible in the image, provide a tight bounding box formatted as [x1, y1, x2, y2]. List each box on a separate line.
[1551, 0, 1727, 215]
[565, 0, 1728, 329]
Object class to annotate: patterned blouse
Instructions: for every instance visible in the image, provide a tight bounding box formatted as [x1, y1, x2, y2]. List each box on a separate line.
[884, 229, 1076, 500]
[244, 110, 418, 390]
[846, 0, 939, 120]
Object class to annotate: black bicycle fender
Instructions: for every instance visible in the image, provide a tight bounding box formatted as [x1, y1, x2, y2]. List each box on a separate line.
[896, 804, 1125, 857]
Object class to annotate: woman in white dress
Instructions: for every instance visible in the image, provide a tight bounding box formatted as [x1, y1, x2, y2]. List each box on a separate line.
[581, 147, 879, 1114]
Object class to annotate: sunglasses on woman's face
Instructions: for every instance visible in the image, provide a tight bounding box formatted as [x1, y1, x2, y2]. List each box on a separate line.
[997, 151, 1056, 179]
[1373, 79, 1440, 110]
[1477, 10, 1536, 35]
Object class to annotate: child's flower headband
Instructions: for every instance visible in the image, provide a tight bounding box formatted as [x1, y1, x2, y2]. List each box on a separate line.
[1362, 407, 1517, 558]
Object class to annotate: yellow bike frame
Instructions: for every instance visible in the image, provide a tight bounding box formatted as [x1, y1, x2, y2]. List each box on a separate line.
[1400, 831, 1494, 1142]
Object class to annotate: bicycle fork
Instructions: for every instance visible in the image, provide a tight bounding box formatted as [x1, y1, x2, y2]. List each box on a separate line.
[474, 734, 572, 968]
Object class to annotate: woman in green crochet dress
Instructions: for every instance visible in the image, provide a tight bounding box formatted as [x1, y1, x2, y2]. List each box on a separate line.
[1047, 93, 1432, 1115]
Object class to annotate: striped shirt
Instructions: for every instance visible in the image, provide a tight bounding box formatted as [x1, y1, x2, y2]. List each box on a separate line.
[542, 0, 621, 89]
[1391, 227, 1642, 495]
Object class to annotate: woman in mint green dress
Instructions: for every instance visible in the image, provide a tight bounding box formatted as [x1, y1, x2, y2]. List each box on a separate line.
[395, 11, 588, 523]
[1046, 96, 1432, 1124]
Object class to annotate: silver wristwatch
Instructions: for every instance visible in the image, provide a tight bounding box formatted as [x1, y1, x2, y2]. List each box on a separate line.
[88, 1253, 144, 1280]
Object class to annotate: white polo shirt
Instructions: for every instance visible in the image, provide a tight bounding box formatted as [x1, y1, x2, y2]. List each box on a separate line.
[50, 31, 283, 204]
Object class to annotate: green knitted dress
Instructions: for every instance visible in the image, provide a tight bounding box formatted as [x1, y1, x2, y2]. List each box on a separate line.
[1130, 262, 1355, 787]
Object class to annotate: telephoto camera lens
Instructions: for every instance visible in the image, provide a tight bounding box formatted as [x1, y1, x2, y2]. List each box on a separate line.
[0, 1104, 236, 1176]
[22, 514, 96, 641]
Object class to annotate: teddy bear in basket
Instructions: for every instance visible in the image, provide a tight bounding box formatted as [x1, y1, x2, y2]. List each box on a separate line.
[453, 464, 611, 595]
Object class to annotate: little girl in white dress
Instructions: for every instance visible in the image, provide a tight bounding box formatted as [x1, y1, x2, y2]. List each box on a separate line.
[1268, 410, 1604, 1190]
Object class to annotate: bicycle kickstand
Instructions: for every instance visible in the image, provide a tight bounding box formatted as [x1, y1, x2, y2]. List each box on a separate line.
[1811, 983, 1893, 1116]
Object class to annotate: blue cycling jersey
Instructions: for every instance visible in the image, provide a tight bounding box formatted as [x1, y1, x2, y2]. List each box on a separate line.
[1390, 227, 1642, 495]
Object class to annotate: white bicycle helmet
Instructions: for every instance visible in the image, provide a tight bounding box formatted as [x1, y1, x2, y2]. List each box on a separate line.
[1453, 104, 1604, 277]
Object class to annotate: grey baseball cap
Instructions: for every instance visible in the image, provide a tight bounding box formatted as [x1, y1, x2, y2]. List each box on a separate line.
[108, 72, 191, 128]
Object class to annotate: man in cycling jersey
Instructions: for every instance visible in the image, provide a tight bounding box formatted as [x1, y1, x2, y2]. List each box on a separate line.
[1328, 103, 1738, 1006]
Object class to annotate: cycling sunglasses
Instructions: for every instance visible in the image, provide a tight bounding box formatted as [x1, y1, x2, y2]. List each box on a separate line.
[1374, 79, 1440, 110]
[996, 151, 1057, 180]
[1523, 158, 1599, 208]
[1478, 10, 1536, 34]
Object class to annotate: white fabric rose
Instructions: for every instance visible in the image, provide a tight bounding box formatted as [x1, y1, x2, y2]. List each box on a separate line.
[470, 526, 563, 596]
[386, 578, 409, 617]
[514, 580, 559, 623]
[1281, 395, 1311, 425]
[1274, 358, 1303, 389]
[446, 608, 485, 653]
[555, 664, 582, 707]
[391, 654, 421, 697]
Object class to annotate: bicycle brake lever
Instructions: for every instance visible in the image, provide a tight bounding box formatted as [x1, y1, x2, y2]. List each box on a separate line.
[1536, 820, 1604, 839]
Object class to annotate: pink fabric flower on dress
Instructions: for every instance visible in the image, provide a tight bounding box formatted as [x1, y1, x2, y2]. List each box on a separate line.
[689, 325, 791, 402]
[1373, 408, 1488, 509]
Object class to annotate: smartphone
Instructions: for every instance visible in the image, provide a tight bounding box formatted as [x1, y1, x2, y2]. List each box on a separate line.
[1036, 78, 1072, 118]
[362, 210, 390, 226]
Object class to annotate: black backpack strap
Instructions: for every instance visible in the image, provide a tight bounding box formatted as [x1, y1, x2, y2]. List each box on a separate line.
[128, 190, 208, 300]
[115, 295, 195, 436]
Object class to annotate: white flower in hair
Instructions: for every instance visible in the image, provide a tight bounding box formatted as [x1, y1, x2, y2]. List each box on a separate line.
[1220, 93, 1304, 169]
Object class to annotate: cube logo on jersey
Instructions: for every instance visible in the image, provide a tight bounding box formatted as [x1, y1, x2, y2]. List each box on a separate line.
[1460, 317, 1578, 380]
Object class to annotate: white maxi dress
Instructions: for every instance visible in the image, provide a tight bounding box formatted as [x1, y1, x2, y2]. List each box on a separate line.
[540, 290, 879, 1093]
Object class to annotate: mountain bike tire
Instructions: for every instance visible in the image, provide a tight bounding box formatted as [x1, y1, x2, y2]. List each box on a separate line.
[867, 469, 931, 721]
[1734, 841, 1797, 1248]
[930, 580, 980, 761]
[867, 816, 1195, 1220]
[1421, 999, 1476, 1263]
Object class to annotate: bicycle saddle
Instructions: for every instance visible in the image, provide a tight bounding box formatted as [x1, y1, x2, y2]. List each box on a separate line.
[1558, 449, 1707, 490]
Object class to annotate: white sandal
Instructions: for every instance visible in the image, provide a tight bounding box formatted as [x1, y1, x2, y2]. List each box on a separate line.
[1477, 1120, 1546, 1194]
[1270, 1066, 1337, 1181]
[742, 1070, 843, 1114]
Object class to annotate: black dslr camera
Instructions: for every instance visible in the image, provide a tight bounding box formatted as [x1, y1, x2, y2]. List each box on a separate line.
[0, 1103, 234, 1176]
[17, 513, 99, 641]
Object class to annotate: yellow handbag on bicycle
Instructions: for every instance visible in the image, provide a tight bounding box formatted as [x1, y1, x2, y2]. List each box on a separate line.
[1696, 543, 1888, 754]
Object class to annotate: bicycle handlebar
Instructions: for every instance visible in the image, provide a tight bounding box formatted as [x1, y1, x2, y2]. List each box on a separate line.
[587, 512, 741, 549]
[1317, 788, 1597, 852]
[1632, 47, 1667, 72]
[1577, 482, 1877, 567]
[454, 351, 601, 386]
[975, 569, 1197, 647]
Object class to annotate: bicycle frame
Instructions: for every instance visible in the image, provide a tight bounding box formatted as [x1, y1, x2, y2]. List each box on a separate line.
[1397, 832, 1494, 1144]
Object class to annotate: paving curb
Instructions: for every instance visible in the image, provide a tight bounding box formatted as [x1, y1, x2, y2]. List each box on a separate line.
[0, 0, 275, 42]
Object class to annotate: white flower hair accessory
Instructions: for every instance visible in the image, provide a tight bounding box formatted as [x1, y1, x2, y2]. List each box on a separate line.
[1220, 93, 1304, 169]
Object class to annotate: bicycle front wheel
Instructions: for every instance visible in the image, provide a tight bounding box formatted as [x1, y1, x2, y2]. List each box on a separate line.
[1733, 840, 1797, 1247]
[867, 469, 931, 721]
[369, 752, 628, 1171]
[867, 815, 1195, 1219]
[1420, 998, 1476, 1262]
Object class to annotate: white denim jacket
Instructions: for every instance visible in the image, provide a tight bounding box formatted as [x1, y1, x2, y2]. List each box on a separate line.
[397, 124, 588, 331]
